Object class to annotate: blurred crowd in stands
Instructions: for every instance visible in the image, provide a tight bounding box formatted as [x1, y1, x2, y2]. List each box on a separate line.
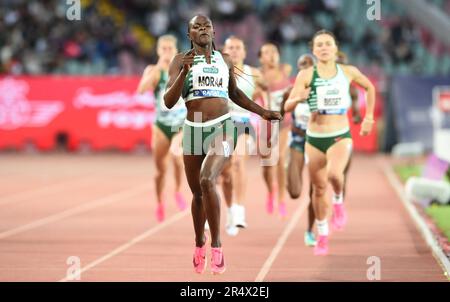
[0, 0, 449, 76]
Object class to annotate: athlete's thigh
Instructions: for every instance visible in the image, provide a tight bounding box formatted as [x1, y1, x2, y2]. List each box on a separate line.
[287, 148, 304, 185]
[326, 138, 352, 175]
[305, 142, 327, 184]
[343, 151, 353, 176]
[153, 124, 171, 166]
[169, 130, 184, 159]
[220, 156, 232, 179]
[290, 148, 305, 175]
[288, 147, 301, 166]
[279, 127, 290, 156]
[201, 135, 233, 180]
[183, 155, 204, 194]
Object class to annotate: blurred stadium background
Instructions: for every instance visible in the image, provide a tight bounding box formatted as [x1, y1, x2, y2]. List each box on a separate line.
[1, 0, 449, 152]
[0, 0, 449, 259]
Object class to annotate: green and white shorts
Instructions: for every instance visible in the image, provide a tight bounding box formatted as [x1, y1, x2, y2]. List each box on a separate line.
[183, 113, 238, 156]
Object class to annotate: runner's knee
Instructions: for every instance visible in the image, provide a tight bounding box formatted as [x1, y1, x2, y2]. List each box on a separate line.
[172, 155, 183, 169]
[200, 173, 215, 192]
[328, 170, 342, 185]
[155, 159, 168, 176]
[312, 182, 327, 197]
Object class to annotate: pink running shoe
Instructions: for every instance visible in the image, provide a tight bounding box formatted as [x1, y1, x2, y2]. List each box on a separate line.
[313, 235, 329, 256]
[175, 192, 187, 211]
[210, 247, 226, 275]
[266, 192, 274, 214]
[278, 202, 287, 218]
[193, 233, 208, 274]
[155, 202, 165, 222]
[331, 203, 347, 231]
[193, 246, 207, 274]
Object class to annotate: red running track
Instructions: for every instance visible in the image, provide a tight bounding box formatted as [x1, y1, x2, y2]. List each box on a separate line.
[0, 153, 447, 281]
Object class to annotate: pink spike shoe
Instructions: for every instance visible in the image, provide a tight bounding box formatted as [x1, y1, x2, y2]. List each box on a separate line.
[331, 203, 347, 231]
[155, 202, 165, 222]
[313, 235, 329, 256]
[193, 233, 208, 274]
[193, 246, 207, 274]
[266, 192, 274, 214]
[210, 247, 226, 275]
[278, 202, 287, 218]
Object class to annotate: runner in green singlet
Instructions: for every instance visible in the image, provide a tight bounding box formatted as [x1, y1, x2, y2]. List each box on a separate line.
[284, 30, 376, 256]
[164, 15, 281, 274]
[137, 35, 188, 223]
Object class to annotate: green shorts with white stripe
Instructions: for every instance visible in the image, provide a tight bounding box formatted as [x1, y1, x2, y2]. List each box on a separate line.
[182, 114, 238, 156]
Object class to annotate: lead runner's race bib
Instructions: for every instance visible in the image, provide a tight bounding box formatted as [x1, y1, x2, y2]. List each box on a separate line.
[192, 65, 229, 98]
[316, 84, 349, 115]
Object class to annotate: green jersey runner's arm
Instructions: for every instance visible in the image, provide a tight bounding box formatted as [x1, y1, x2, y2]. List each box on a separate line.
[284, 67, 313, 113]
[344, 65, 376, 136]
[137, 65, 160, 94]
[345, 65, 375, 121]
[350, 85, 362, 124]
[164, 50, 194, 109]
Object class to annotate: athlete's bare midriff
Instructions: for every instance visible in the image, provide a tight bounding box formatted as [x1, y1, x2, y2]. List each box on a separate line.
[185, 97, 229, 122]
[308, 113, 350, 133]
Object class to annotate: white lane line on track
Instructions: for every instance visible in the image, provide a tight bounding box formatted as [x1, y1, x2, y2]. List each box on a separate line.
[381, 158, 450, 279]
[255, 197, 309, 282]
[59, 210, 189, 282]
[0, 183, 151, 240]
